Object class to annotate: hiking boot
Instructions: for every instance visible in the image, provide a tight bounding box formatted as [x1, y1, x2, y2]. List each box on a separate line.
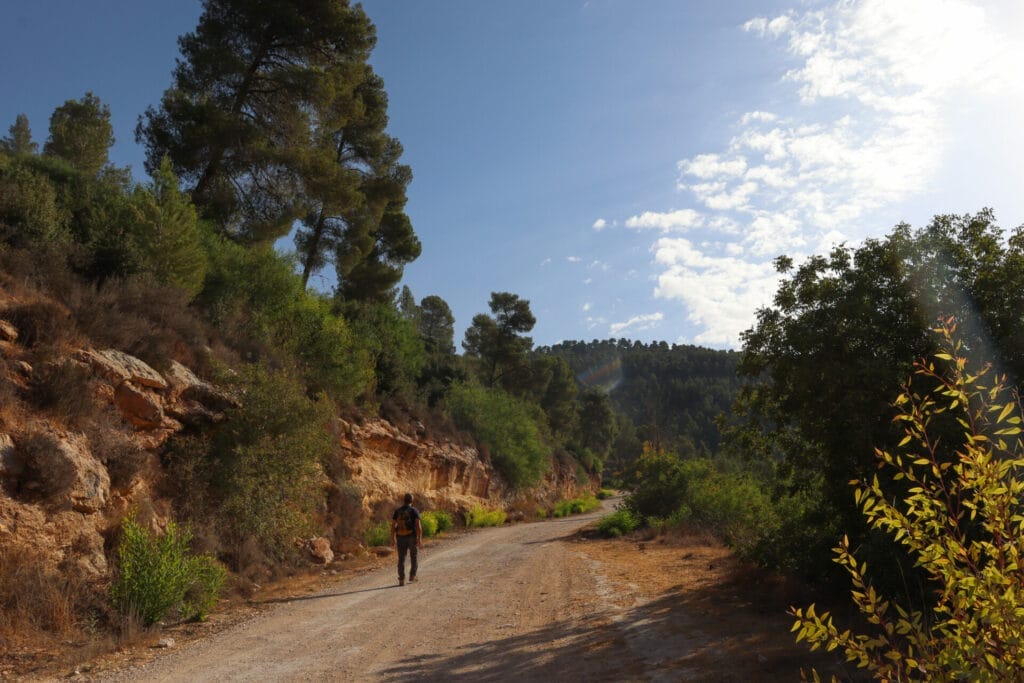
[398, 577, 405, 586]
[409, 575, 417, 583]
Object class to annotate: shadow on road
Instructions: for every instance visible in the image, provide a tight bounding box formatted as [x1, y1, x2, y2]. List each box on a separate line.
[377, 577, 868, 683]
[260, 584, 398, 604]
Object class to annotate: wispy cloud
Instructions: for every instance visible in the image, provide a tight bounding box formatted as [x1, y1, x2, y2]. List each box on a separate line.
[592, 218, 607, 230]
[625, 209, 703, 232]
[566, 256, 582, 263]
[618, 0, 1022, 347]
[610, 312, 664, 336]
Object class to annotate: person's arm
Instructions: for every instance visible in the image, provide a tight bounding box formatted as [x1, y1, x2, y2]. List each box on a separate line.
[390, 517, 398, 546]
[415, 517, 423, 547]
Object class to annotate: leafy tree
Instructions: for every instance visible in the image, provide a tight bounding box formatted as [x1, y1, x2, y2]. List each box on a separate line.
[1, 114, 38, 156]
[0, 161, 69, 246]
[296, 69, 419, 297]
[792, 321, 1024, 680]
[44, 92, 114, 176]
[733, 210, 1024, 578]
[463, 292, 536, 388]
[576, 388, 617, 471]
[132, 157, 208, 299]
[419, 294, 455, 354]
[446, 382, 550, 488]
[137, 0, 378, 243]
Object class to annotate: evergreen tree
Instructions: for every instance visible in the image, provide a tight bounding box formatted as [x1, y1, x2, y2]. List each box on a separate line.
[1, 114, 38, 156]
[137, 0, 378, 243]
[419, 295, 455, 354]
[132, 157, 208, 299]
[296, 69, 419, 297]
[463, 292, 535, 388]
[44, 93, 114, 176]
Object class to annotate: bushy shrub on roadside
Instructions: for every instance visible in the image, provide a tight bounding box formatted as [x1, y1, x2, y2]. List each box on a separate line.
[596, 488, 614, 500]
[420, 511, 453, 537]
[202, 365, 335, 563]
[363, 521, 390, 547]
[551, 495, 600, 518]
[465, 507, 507, 528]
[111, 517, 225, 626]
[624, 445, 778, 559]
[597, 509, 640, 538]
[446, 382, 550, 488]
[419, 512, 438, 537]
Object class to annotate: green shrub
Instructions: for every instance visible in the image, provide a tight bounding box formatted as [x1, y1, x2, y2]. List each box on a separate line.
[446, 383, 550, 488]
[419, 512, 439, 537]
[207, 365, 336, 562]
[792, 324, 1024, 680]
[596, 488, 614, 500]
[597, 509, 640, 538]
[420, 510, 452, 537]
[624, 444, 688, 519]
[111, 517, 225, 626]
[465, 507, 507, 528]
[552, 495, 600, 517]
[363, 521, 390, 547]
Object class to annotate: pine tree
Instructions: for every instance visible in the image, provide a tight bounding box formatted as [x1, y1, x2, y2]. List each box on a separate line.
[137, 0, 378, 243]
[44, 93, 114, 176]
[132, 157, 208, 299]
[1, 114, 38, 156]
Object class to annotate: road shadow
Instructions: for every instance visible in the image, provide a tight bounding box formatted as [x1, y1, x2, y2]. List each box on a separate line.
[259, 584, 397, 605]
[376, 571, 870, 682]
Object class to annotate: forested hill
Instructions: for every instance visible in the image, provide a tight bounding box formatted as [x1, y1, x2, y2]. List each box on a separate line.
[538, 339, 741, 463]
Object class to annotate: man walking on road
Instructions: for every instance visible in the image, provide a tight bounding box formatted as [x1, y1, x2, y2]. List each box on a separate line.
[391, 492, 422, 586]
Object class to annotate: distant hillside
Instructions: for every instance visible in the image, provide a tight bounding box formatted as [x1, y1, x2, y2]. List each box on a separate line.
[538, 339, 742, 459]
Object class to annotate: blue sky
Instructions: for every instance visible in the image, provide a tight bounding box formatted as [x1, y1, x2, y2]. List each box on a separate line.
[2, 1, 1022, 349]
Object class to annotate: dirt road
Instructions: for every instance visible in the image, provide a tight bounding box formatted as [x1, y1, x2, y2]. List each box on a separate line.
[89, 501, 850, 682]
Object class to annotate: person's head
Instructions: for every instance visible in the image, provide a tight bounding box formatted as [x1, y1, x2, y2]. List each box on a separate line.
[403, 492, 413, 505]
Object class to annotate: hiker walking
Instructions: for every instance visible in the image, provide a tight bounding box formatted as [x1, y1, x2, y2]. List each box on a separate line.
[391, 492, 422, 586]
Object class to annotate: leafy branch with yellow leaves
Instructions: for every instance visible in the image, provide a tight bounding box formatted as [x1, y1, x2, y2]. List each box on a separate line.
[791, 318, 1024, 681]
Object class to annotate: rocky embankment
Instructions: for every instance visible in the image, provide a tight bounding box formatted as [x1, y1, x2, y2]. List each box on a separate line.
[0, 299, 586, 585]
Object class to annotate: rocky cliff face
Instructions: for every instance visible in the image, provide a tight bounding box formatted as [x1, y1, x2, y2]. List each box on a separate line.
[0, 300, 588, 582]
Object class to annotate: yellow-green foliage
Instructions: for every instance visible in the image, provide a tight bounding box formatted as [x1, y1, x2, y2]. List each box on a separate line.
[596, 488, 614, 500]
[552, 495, 600, 517]
[111, 516, 225, 626]
[597, 509, 640, 537]
[791, 320, 1024, 681]
[465, 507, 507, 528]
[363, 521, 390, 547]
[420, 511, 453, 537]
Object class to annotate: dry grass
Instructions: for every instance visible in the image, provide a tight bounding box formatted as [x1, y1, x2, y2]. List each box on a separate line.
[0, 547, 89, 644]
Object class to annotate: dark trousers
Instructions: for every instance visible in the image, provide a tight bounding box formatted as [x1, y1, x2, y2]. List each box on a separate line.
[397, 535, 417, 580]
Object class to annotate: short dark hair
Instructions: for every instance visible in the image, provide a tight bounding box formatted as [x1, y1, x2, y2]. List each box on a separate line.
[403, 492, 413, 504]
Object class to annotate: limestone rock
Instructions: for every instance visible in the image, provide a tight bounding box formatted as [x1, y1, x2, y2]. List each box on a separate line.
[114, 381, 164, 429]
[304, 537, 334, 564]
[0, 319, 17, 342]
[335, 536, 365, 556]
[164, 360, 238, 413]
[0, 433, 22, 480]
[75, 348, 168, 391]
[21, 429, 110, 513]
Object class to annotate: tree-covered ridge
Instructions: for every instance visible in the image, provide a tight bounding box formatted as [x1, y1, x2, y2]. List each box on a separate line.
[538, 339, 742, 464]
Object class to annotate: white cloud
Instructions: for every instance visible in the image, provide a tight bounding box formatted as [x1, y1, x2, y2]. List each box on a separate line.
[540, 257, 552, 266]
[625, 209, 703, 232]
[592, 218, 607, 230]
[567, 256, 582, 263]
[582, 302, 592, 312]
[679, 153, 748, 179]
[616, 0, 1023, 348]
[609, 312, 664, 336]
[653, 238, 783, 346]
